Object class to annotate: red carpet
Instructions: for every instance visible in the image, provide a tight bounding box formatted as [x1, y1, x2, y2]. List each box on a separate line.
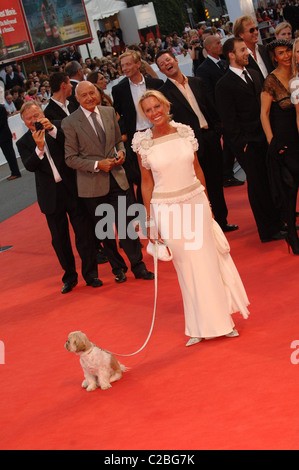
[1, 183, 299, 450]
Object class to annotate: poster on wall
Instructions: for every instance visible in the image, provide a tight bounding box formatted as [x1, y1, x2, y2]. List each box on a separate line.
[20, 0, 92, 53]
[0, 1, 32, 63]
[138, 25, 160, 43]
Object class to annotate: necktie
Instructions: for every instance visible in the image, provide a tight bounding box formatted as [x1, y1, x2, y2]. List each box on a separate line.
[243, 70, 254, 89]
[217, 60, 225, 71]
[90, 112, 106, 149]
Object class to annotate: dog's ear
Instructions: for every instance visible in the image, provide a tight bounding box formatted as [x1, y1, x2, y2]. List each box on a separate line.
[74, 336, 88, 352]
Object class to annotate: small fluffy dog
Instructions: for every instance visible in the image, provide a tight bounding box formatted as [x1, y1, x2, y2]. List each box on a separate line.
[65, 331, 128, 392]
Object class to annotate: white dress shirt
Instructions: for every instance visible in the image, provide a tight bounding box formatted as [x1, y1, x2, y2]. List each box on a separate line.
[229, 66, 253, 83]
[170, 75, 209, 129]
[35, 126, 62, 183]
[129, 76, 153, 130]
[50, 97, 70, 116]
[80, 105, 105, 171]
[247, 45, 268, 79]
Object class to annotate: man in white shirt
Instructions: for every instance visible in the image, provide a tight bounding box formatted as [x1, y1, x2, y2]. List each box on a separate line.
[233, 14, 274, 81]
[62, 81, 154, 282]
[196, 35, 244, 187]
[4, 92, 17, 115]
[215, 37, 285, 243]
[17, 101, 100, 293]
[112, 50, 163, 203]
[157, 50, 238, 232]
[44, 72, 77, 121]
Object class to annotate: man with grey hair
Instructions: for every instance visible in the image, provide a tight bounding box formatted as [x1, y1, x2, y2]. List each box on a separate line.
[62, 81, 154, 282]
[64, 60, 83, 109]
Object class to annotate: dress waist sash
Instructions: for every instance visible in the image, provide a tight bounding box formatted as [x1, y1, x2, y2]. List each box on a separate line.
[151, 180, 204, 204]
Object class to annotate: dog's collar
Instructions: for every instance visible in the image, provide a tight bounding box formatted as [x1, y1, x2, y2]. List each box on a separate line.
[79, 346, 94, 356]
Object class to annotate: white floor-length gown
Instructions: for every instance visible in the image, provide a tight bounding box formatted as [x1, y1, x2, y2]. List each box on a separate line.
[132, 121, 249, 338]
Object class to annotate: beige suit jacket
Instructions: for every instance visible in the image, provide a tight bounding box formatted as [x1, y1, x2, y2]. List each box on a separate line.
[62, 105, 129, 197]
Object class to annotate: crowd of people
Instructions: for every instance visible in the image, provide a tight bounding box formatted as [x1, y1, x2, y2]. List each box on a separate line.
[0, 5, 299, 345]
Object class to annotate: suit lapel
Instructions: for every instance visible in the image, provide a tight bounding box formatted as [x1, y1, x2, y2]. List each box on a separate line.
[165, 79, 195, 115]
[77, 107, 99, 144]
[207, 57, 224, 77]
[229, 69, 256, 96]
[97, 106, 109, 155]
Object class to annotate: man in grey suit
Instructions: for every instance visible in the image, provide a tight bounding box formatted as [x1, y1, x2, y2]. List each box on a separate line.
[62, 81, 154, 282]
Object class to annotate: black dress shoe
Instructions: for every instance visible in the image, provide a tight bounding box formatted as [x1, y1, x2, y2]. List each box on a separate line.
[115, 270, 127, 283]
[221, 224, 239, 232]
[223, 177, 245, 187]
[61, 280, 78, 294]
[261, 231, 287, 243]
[134, 269, 155, 280]
[86, 278, 103, 287]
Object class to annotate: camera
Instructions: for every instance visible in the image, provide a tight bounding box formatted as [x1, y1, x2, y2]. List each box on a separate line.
[190, 40, 199, 45]
[34, 121, 44, 131]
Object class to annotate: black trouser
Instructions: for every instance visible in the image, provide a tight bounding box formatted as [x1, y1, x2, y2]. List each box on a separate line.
[0, 139, 21, 176]
[83, 174, 146, 276]
[281, 144, 299, 242]
[198, 128, 228, 227]
[222, 133, 236, 181]
[237, 140, 283, 240]
[45, 182, 98, 284]
[123, 143, 143, 205]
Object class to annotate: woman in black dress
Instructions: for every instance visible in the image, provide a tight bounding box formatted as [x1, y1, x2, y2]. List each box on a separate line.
[261, 39, 299, 255]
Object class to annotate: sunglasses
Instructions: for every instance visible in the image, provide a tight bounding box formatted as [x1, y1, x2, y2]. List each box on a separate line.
[249, 26, 258, 33]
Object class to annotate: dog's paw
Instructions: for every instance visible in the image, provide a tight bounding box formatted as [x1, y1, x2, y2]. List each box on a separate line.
[82, 380, 89, 389]
[86, 384, 97, 392]
[100, 383, 112, 390]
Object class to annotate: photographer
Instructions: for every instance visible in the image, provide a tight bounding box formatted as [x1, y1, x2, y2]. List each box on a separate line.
[16, 101, 100, 294]
[188, 29, 212, 74]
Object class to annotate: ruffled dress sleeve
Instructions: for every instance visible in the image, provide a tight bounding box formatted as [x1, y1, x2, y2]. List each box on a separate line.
[131, 129, 153, 170]
[170, 121, 199, 152]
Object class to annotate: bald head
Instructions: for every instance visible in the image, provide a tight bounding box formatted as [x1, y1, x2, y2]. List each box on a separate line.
[75, 81, 101, 112]
[75, 80, 95, 97]
[203, 35, 223, 59]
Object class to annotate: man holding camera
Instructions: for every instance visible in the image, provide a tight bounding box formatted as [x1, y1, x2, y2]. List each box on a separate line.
[16, 101, 100, 293]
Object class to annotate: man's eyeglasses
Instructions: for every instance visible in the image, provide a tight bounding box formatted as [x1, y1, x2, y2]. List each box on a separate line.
[249, 26, 258, 34]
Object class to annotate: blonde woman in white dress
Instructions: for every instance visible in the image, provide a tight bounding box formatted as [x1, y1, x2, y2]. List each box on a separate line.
[132, 90, 249, 347]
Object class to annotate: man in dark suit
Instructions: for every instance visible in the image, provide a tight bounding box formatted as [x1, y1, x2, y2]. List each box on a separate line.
[196, 35, 244, 188]
[62, 81, 154, 282]
[64, 61, 83, 110]
[215, 37, 285, 243]
[112, 50, 164, 203]
[0, 104, 22, 180]
[44, 71, 108, 265]
[233, 15, 274, 82]
[156, 50, 238, 232]
[17, 101, 101, 293]
[5, 65, 24, 90]
[44, 72, 77, 121]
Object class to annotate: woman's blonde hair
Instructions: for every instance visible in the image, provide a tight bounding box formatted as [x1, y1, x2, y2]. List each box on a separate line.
[138, 90, 171, 119]
[292, 37, 299, 73]
[275, 21, 292, 38]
